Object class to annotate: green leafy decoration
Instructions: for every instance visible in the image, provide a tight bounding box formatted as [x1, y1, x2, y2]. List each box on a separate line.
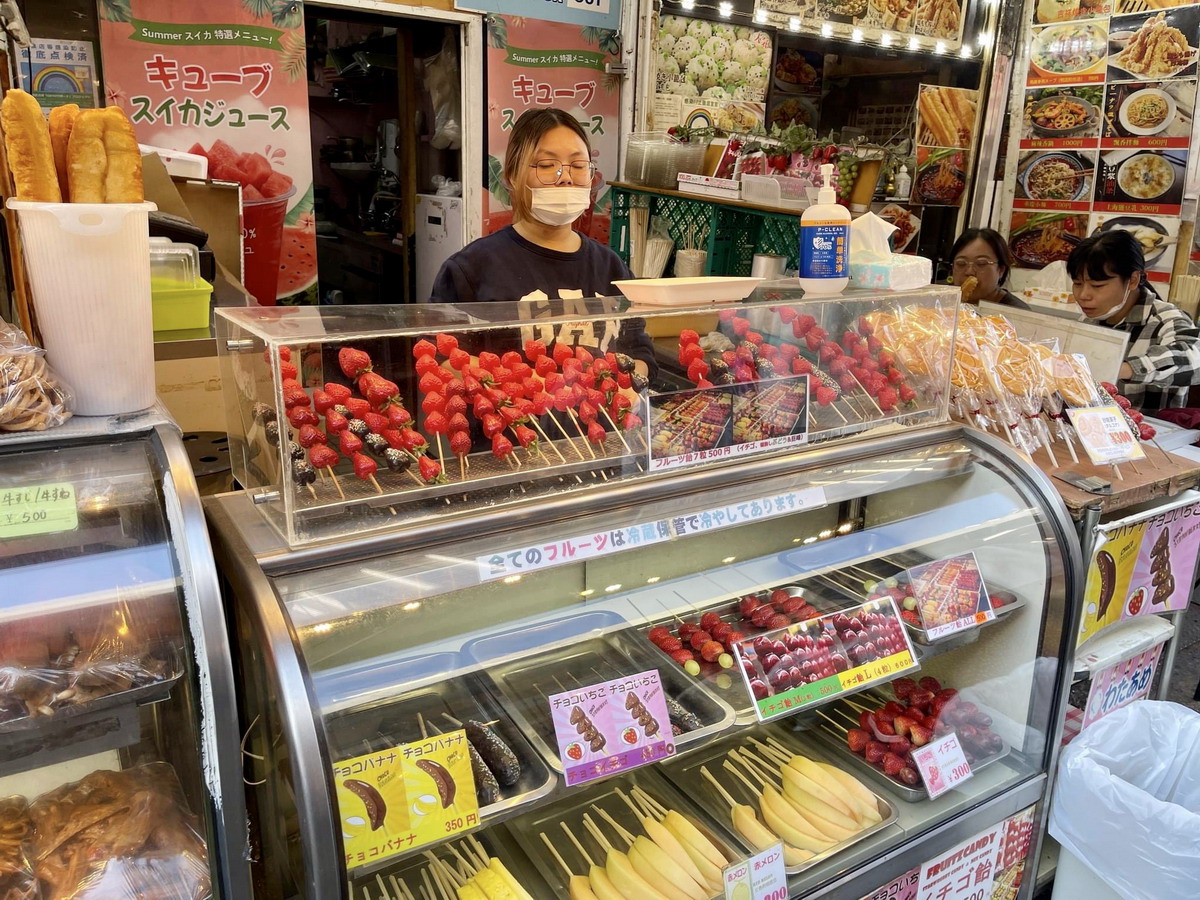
[242, 0, 273, 17]
[487, 156, 510, 208]
[581, 27, 621, 56]
[271, 0, 303, 30]
[280, 30, 306, 83]
[486, 15, 508, 50]
[100, 0, 132, 22]
[284, 185, 314, 226]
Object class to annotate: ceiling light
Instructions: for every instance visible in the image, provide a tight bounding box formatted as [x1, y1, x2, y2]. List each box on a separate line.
[821, 23, 833, 38]
[908, 36, 919, 51]
[719, 1, 733, 17]
[881, 33, 893, 48]
[935, 40, 946, 54]
[754, 9, 768, 24]
[959, 44, 973, 57]
[789, 17, 800, 32]
[851, 28, 863, 42]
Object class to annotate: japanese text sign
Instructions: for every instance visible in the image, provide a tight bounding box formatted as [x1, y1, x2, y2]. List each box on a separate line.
[905, 552, 995, 640]
[1080, 499, 1200, 645]
[100, 0, 316, 305]
[18, 38, 98, 110]
[477, 521, 671, 581]
[723, 843, 788, 900]
[911, 731, 973, 800]
[0, 483, 78, 540]
[668, 487, 827, 537]
[333, 730, 478, 870]
[915, 823, 1001, 900]
[1083, 644, 1164, 728]
[1067, 406, 1147, 464]
[548, 669, 674, 786]
[732, 597, 918, 722]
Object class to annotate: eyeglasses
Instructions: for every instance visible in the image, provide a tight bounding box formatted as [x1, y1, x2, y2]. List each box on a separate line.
[530, 159, 597, 185]
[952, 257, 998, 271]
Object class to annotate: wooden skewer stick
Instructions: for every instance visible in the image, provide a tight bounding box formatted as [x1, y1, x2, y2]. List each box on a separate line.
[701, 766, 741, 810]
[597, 808, 638, 847]
[723, 759, 765, 798]
[376, 873, 392, 900]
[369, 474, 384, 494]
[388, 876, 410, 900]
[815, 707, 850, 733]
[362, 886, 372, 900]
[549, 415, 587, 460]
[459, 455, 466, 482]
[466, 835, 491, 869]
[541, 832, 580, 879]
[561, 821, 597, 867]
[1112, 462, 1124, 482]
[617, 788, 650, 821]
[306, 483, 318, 500]
[568, 410, 597, 458]
[600, 407, 632, 453]
[531, 418, 569, 462]
[328, 468, 346, 500]
[729, 750, 779, 789]
[418, 870, 436, 900]
[751, 737, 792, 766]
[446, 842, 477, 878]
[582, 814, 614, 853]
[631, 786, 668, 819]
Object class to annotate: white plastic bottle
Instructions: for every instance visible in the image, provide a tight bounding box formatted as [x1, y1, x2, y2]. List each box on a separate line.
[894, 164, 911, 199]
[797, 163, 851, 296]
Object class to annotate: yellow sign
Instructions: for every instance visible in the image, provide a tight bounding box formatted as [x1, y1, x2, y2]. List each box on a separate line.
[333, 729, 478, 870]
[0, 483, 77, 540]
[1067, 406, 1146, 465]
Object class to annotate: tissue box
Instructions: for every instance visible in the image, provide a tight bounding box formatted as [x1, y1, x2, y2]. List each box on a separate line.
[849, 254, 932, 291]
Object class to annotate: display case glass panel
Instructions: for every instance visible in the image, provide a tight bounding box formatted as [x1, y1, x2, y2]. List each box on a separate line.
[216, 288, 956, 546]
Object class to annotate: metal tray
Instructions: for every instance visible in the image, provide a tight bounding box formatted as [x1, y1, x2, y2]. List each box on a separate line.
[636, 581, 900, 725]
[482, 632, 735, 774]
[811, 552, 1026, 647]
[0, 645, 184, 735]
[506, 764, 748, 899]
[802, 693, 1011, 803]
[325, 671, 555, 823]
[658, 725, 898, 875]
[348, 820, 548, 897]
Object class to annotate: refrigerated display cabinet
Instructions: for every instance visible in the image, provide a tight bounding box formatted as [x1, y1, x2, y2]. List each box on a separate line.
[0, 411, 250, 899]
[206, 291, 1082, 899]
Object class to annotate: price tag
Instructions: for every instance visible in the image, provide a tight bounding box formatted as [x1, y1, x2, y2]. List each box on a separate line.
[333, 730, 478, 869]
[0, 482, 77, 540]
[548, 669, 674, 786]
[911, 731, 973, 800]
[1067, 405, 1146, 464]
[724, 843, 788, 900]
[732, 597, 919, 722]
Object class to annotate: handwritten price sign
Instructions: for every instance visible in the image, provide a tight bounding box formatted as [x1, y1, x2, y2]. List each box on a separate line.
[911, 731, 973, 800]
[0, 483, 77, 540]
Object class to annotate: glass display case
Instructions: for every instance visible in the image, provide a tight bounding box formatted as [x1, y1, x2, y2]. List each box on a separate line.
[215, 286, 956, 546]
[0, 413, 250, 900]
[206, 295, 1082, 900]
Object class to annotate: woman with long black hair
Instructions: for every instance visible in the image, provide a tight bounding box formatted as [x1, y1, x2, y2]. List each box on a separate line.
[1068, 229, 1200, 410]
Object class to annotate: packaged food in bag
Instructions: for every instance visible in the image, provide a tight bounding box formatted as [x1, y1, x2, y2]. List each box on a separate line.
[0, 318, 72, 431]
[0, 796, 37, 900]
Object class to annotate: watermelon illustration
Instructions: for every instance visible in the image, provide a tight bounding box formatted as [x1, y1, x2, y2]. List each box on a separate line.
[277, 226, 317, 297]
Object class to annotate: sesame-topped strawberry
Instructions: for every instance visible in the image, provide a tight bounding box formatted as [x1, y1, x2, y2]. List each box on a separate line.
[338, 347, 372, 378]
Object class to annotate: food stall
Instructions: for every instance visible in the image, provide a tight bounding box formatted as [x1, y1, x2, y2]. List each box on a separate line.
[0, 410, 250, 898]
[205, 285, 1082, 899]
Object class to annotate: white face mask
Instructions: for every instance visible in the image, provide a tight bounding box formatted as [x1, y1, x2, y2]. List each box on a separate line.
[528, 186, 591, 227]
[1092, 281, 1135, 321]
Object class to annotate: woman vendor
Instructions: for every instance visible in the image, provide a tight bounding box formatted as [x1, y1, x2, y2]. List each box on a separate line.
[429, 107, 655, 377]
[947, 228, 1031, 310]
[1068, 230, 1200, 411]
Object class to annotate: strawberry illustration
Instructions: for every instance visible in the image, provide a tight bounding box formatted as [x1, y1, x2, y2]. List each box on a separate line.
[338, 347, 372, 378]
[436, 333, 458, 356]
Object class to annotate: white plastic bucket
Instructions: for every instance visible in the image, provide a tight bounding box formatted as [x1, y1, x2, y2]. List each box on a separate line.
[1050, 846, 1121, 900]
[8, 200, 158, 416]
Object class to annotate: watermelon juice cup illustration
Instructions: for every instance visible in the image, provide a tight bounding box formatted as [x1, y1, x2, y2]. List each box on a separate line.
[187, 139, 298, 305]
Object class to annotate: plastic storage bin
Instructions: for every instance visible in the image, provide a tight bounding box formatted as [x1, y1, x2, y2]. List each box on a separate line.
[7, 200, 157, 416]
[150, 239, 213, 331]
[1049, 701, 1200, 900]
[741, 175, 816, 211]
[624, 133, 680, 189]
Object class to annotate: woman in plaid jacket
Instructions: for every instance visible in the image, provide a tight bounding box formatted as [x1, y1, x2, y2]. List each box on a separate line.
[1068, 230, 1200, 411]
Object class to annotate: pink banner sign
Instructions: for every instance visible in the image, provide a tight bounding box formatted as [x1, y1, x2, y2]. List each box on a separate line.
[1083, 644, 1164, 729]
[99, 1, 316, 305]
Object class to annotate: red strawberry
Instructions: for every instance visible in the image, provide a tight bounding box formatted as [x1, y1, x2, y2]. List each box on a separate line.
[535, 355, 558, 378]
[732, 317, 751, 336]
[919, 676, 943, 693]
[669, 648, 696, 667]
[362, 412, 389, 434]
[443, 394, 467, 416]
[877, 349, 895, 368]
[481, 414, 504, 438]
[847, 728, 870, 753]
[551, 343, 574, 366]
[312, 389, 334, 414]
[338, 431, 363, 455]
[448, 348, 471, 371]
[893, 677, 918, 699]
[576, 401, 597, 424]
[345, 398, 370, 419]
[449, 431, 472, 456]
[887, 367, 905, 385]
[865, 741, 887, 764]
[686, 360, 709, 382]
[513, 425, 537, 448]
[746, 331, 764, 345]
[893, 715, 916, 738]
[415, 355, 441, 377]
[297, 424, 327, 447]
[418, 372, 443, 395]
[766, 613, 790, 630]
[324, 382, 352, 405]
[396, 428, 427, 452]
[338, 347, 372, 378]
[447, 413, 470, 434]
[324, 410, 349, 434]
[660, 636, 683, 653]
[425, 411, 448, 434]
[418, 454, 443, 483]
[435, 333, 458, 356]
[421, 392, 446, 415]
[360, 374, 400, 407]
[281, 385, 308, 408]
[575, 346, 594, 365]
[909, 725, 933, 746]
[882, 752, 905, 777]
[351, 451, 377, 480]
[909, 688, 936, 710]
[491, 433, 514, 459]
[587, 421, 606, 444]
[524, 339, 547, 360]
[878, 387, 899, 411]
[413, 339, 437, 359]
[309, 445, 339, 469]
[814, 386, 837, 407]
[792, 357, 813, 375]
[288, 407, 318, 427]
[899, 384, 917, 404]
[1139, 423, 1157, 440]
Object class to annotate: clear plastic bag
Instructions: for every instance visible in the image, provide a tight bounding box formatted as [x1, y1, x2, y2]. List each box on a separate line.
[0, 319, 72, 431]
[0, 599, 180, 726]
[28, 763, 211, 900]
[1049, 701, 1200, 899]
[424, 29, 461, 151]
[0, 796, 36, 900]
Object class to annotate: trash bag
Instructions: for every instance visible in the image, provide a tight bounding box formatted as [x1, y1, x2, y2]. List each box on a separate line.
[1048, 700, 1200, 899]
